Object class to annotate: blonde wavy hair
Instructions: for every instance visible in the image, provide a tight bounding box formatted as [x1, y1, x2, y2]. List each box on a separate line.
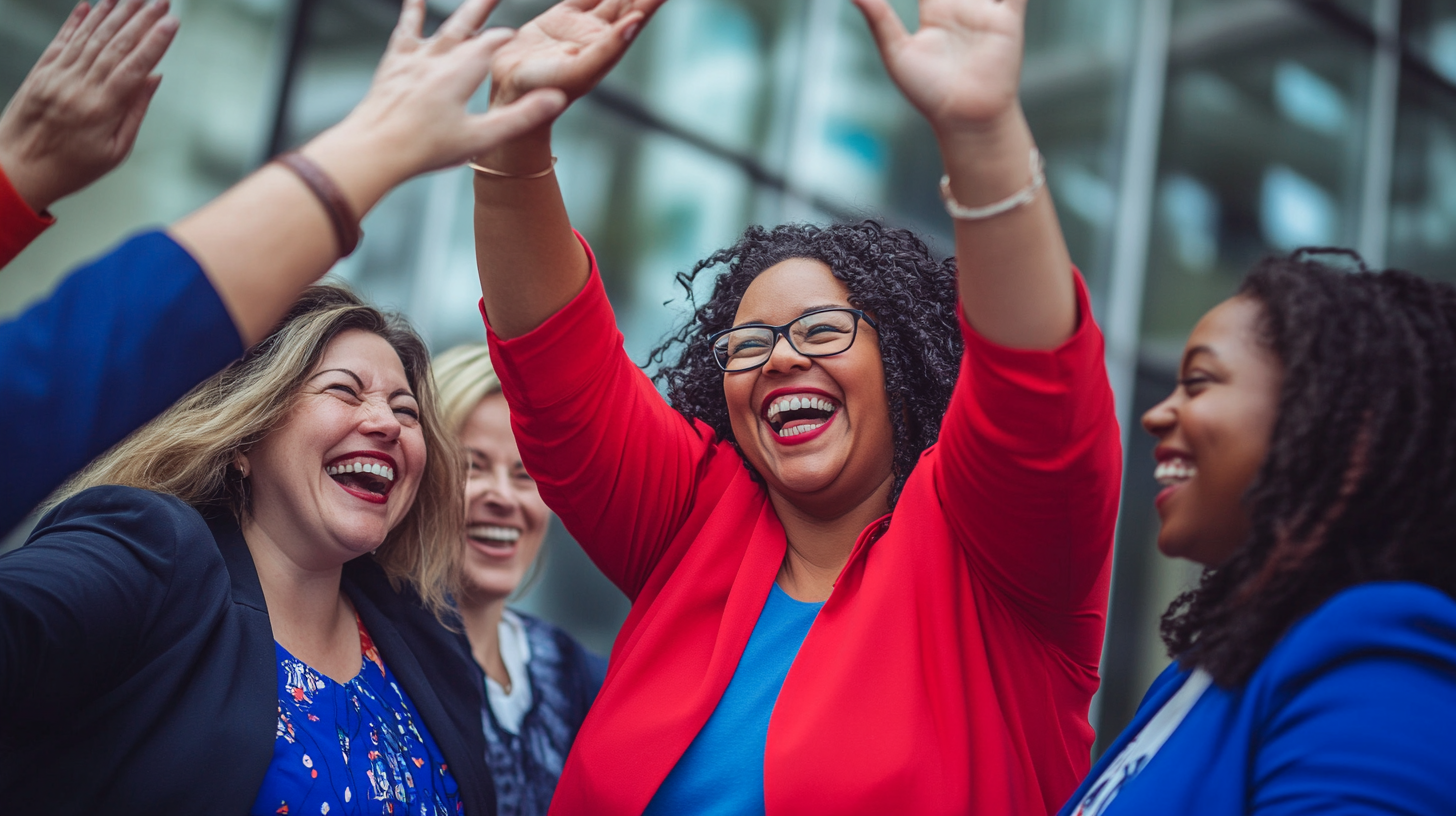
[431, 343, 501, 434]
[53, 285, 464, 619]
[430, 343, 549, 599]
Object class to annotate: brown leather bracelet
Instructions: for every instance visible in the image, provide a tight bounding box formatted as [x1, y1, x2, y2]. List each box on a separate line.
[273, 151, 362, 257]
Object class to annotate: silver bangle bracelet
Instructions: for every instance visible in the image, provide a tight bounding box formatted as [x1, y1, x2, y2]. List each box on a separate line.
[939, 148, 1046, 222]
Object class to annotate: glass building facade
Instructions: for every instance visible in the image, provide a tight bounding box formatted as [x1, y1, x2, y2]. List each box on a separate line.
[3, 0, 1453, 753]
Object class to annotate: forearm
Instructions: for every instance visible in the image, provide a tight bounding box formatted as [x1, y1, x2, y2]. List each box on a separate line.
[473, 129, 589, 340]
[169, 124, 407, 346]
[939, 107, 1076, 351]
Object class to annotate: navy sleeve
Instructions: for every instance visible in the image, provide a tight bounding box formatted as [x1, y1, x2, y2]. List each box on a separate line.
[0, 487, 203, 717]
[1251, 584, 1456, 815]
[0, 231, 244, 533]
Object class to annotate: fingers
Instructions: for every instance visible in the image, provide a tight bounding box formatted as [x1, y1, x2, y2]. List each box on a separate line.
[851, 0, 911, 58]
[467, 88, 567, 152]
[390, 0, 427, 48]
[113, 73, 162, 159]
[59, 0, 115, 67]
[78, 0, 144, 73]
[92, 0, 169, 81]
[565, 9, 644, 83]
[36, 3, 90, 69]
[436, 0, 501, 41]
[108, 13, 177, 92]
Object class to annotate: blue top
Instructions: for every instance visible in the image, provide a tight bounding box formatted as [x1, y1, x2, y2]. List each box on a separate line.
[643, 584, 823, 816]
[1057, 582, 1456, 816]
[481, 611, 606, 816]
[252, 616, 460, 816]
[0, 231, 243, 535]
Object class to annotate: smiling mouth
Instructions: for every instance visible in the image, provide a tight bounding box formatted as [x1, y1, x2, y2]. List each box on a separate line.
[327, 455, 396, 500]
[1154, 458, 1197, 487]
[764, 394, 839, 438]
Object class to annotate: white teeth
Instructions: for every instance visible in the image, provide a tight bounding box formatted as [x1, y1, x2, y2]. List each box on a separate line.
[468, 525, 522, 543]
[1154, 459, 1197, 487]
[326, 460, 395, 482]
[777, 422, 825, 438]
[766, 395, 838, 420]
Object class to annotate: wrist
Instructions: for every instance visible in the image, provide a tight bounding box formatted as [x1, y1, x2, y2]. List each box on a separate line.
[297, 122, 410, 219]
[471, 127, 554, 177]
[0, 147, 58, 216]
[934, 107, 1040, 207]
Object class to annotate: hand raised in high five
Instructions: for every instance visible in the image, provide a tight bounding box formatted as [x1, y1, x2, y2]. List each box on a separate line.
[0, 0, 178, 215]
[324, 0, 569, 179]
[852, 0, 1027, 136]
[488, 0, 669, 112]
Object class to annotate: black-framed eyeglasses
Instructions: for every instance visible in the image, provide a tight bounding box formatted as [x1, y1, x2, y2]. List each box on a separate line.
[709, 308, 879, 372]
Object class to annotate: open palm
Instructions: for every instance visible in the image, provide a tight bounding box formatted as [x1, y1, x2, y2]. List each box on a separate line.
[854, 0, 1026, 132]
[491, 0, 667, 107]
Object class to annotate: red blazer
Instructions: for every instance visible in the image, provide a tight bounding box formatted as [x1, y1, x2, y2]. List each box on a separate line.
[0, 165, 55, 268]
[483, 236, 1122, 816]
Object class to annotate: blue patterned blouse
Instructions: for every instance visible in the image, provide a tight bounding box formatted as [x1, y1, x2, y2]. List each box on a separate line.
[250, 615, 461, 816]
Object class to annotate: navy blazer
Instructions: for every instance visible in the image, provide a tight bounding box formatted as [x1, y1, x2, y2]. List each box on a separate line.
[0, 485, 496, 816]
[1058, 582, 1456, 815]
[0, 231, 243, 536]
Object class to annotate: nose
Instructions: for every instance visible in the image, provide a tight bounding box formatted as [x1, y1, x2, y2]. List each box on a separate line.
[358, 398, 402, 441]
[1141, 389, 1179, 438]
[468, 464, 520, 514]
[762, 331, 812, 375]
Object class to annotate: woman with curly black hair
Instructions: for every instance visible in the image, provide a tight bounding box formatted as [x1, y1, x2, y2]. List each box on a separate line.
[469, 0, 1121, 814]
[1059, 252, 1456, 816]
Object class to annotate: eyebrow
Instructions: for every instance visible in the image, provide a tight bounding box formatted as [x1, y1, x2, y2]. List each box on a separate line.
[1181, 344, 1218, 370]
[738, 304, 850, 326]
[312, 368, 363, 388]
[312, 368, 416, 402]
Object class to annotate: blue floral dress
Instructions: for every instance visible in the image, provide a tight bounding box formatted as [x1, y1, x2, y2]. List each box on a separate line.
[250, 615, 461, 816]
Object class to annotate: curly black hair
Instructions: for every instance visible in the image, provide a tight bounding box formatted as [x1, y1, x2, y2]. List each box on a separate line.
[1161, 248, 1456, 686]
[646, 221, 963, 503]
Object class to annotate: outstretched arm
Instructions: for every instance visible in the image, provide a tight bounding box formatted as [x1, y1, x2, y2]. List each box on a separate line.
[855, 0, 1074, 350]
[172, 0, 566, 344]
[0, 0, 177, 219]
[473, 0, 667, 339]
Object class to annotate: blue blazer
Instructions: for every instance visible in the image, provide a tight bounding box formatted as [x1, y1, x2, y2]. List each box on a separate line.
[0, 231, 243, 535]
[0, 486, 496, 816]
[1059, 582, 1456, 815]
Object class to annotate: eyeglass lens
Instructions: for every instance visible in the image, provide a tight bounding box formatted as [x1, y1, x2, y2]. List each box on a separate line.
[713, 310, 859, 371]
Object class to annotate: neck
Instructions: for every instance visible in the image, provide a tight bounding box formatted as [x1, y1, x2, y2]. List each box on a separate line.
[241, 515, 357, 683]
[770, 474, 894, 603]
[459, 592, 511, 689]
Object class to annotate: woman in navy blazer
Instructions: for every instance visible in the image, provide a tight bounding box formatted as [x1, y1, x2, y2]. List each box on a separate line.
[0, 283, 495, 814]
[1061, 251, 1456, 816]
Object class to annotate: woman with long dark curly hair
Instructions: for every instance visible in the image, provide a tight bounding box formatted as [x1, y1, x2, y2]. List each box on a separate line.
[1058, 252, 1456, 816]
[470, 0, 1121, 814]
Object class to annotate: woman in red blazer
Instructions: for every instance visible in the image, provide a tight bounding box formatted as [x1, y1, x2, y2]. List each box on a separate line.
[472, 0, 1122, 814]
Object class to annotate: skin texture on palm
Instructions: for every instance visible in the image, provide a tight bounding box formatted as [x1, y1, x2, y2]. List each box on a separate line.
[0, 0, 178, 215]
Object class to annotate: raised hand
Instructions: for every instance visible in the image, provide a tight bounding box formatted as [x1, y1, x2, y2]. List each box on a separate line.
[852, 0, 1026, 135]
[488, 0, 669, 111]
[321, 0, 569, 180]
[0, 0, 178, 214]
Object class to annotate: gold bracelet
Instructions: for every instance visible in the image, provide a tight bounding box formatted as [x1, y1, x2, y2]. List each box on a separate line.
[467, 156, 558, 179]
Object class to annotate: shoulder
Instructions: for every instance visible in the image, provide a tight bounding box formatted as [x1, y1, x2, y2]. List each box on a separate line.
[512, 610, 608, 695]
[1254, 582, 1456, 698]
[32, 486, 212, 553]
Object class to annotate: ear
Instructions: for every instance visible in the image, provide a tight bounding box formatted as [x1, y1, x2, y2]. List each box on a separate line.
[233, 452, 251, 479]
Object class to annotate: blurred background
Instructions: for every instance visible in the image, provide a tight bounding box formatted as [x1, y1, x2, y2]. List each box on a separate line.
[2, 0, 1453, 756]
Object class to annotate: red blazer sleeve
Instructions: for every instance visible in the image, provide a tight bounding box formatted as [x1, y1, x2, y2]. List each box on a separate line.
[0, 165, 55, 268]
[483, 235, 720, 601]
[933, 270, 1122, 670]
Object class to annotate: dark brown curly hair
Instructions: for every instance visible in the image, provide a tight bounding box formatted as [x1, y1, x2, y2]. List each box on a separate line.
[1161, 248, 1456, 686]
[646, 220, 963, 503]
